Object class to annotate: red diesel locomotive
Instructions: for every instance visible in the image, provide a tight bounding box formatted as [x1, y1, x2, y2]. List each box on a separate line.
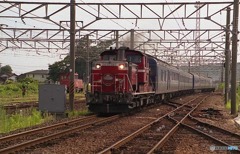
[86, 47, 214, 113]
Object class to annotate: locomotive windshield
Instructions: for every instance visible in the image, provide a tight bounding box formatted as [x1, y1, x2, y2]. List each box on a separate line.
[126, 55, 142, 64]
[101, 49, 142, 64]
[102, 55, 116, 61]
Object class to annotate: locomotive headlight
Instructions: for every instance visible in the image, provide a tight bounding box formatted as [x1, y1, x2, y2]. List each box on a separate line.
[119, 64, 125, 70]
[96, 64, 101, 69]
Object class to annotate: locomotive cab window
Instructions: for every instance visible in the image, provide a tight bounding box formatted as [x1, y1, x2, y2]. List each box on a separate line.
[102, 55, 116, 61]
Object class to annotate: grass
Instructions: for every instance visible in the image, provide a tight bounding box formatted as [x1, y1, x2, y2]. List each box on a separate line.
[0, 93, 86, 106]
[0, 94, 38, 105]
[0, 80, 88, 134]
[67, 109, 92, 118]
[225, 85, 240, 113]
[218, 83, 225, 91]
[0, 107, 53, 134]
[0, 80, 39, 105]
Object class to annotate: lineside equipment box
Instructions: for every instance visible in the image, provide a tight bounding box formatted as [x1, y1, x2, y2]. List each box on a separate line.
[39, 84, 66, 113]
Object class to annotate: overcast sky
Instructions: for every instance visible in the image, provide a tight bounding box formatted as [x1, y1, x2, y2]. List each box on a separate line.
[0, 0, 237, 74]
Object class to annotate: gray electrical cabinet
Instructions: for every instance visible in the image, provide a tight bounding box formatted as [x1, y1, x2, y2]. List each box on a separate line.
[39, 84, 66, 113]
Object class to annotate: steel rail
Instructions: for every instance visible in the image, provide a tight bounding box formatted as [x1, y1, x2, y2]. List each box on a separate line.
[159, 105, 240, 152]
[0, 115, 119, 154]
[0, 115, 96, 143]
[165, 100, 192, 108]
[147, 95, 208, 154]
[189, 114, 240, 138]
[179, 122, 240, 152]
[98, 95, 204, 154]
[176, 115, 240, 151]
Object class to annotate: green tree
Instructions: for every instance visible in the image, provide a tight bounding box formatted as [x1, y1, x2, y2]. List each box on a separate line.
[75, 38, 113, 80]
[48, 57, 70, 82]
[48, 37, 113, 82]
[0, 65, 13, 74]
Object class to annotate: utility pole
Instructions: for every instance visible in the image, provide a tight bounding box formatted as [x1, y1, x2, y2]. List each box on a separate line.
[225, 7, 231, 105]
[86, 35, 90, 85]
[221, 61, 224, 83]
[188, 61, 191, 73]
[130, 29, 134, 49]
[115, 31, 119, 48]
[69, 0, 76, 111]
[231, 0, 239, 115]
[195, 1, 201, 65]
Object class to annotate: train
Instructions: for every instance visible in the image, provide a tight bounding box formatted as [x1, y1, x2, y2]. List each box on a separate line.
[59, 73, 83, 93]
[86, 47, 215, 113]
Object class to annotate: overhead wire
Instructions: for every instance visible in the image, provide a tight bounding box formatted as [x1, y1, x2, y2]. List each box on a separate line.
[0, 1, 86, 42]
[165, 0, 197, 63]
[79, 0, 129, 31]
[2, 0, 151, 48]
[79, 0, 150, 46]
[0, 1, 73, 61]
[0, 3, 56, 28]
[98, 0, 140, 29]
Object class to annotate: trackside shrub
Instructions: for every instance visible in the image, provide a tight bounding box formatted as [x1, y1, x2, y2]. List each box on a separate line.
[0, 108, 53, 134]
[67, 109, 92, 118]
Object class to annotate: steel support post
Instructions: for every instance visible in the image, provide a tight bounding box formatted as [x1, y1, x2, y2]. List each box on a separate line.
[86, 35, 89, 85]
[130, 29, 134, 49]
[115, 31, 119, 49]
[188, 61, 191, 73]
[69, 0, 76, 111]
[231, 0, 239, 115]
[225, 7, 231, 105]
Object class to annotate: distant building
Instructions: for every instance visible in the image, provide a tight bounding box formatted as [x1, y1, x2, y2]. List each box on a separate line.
[17, 73, 27, 81]
[0, 73, 18, 83]
[8, 73, 18, 82]
[0, 74, 8, 81]
[0, 76, 6, 84]
[20, 70, 49, 83]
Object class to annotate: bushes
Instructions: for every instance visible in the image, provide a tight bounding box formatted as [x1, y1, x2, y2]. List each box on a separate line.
[0, 107, 53, 133]
[0, 79, 38, 98]
[225, 85, 240, 112]
[0, 84, 21, 97]
[67, 109, 92, 117]
[218, 83, 225, 90]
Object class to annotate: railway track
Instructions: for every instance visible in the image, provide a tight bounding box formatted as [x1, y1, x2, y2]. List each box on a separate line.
[2, 93, 238, 153]
[3, 102, 38, 110]
[180, 115, 240, 151]
[98, 94, 206, 154]
[0, 95, 188, 153]
[2, 98, 86, 115]
[0, 115, 119, 154]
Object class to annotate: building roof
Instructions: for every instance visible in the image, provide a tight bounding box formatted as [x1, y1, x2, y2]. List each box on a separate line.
[9, 73, 18, 77]
[25, 70, 49, 75]
[0, 74, 8, 78]
[0, 77, 5, 83]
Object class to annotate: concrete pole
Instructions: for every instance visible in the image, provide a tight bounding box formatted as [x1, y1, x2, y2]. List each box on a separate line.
[188, 61, 191, 73]
[69, 0, 76, 111]
[231, 0, 239, 115]
[225, 7, 231, 105]
[115, 31, 119, 49]
[86, 35, 89, 84]
[130, 29, 134, 49]
[221, 61, 224, 83]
